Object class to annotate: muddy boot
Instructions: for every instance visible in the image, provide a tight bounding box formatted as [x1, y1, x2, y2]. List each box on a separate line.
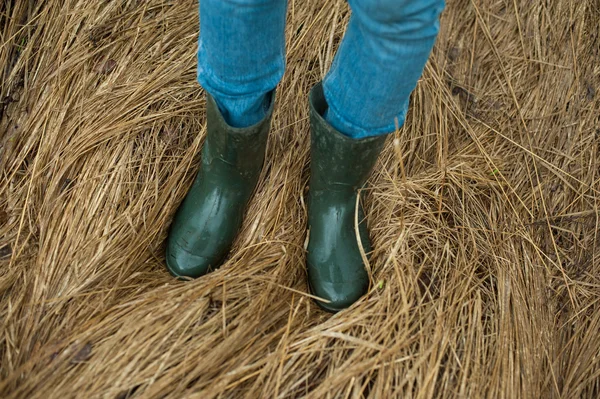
[306, 83, 387, 312]
[166, 92, 274, 278]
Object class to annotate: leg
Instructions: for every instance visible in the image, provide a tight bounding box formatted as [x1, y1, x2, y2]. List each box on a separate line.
[323, 0, 445, 138]
[306, 0, 444, 311]
[197, 0, 288, 127]
[166, 0, 287, 277]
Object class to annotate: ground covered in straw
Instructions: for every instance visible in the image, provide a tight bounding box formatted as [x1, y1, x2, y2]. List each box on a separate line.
[1, 0, 599, 397]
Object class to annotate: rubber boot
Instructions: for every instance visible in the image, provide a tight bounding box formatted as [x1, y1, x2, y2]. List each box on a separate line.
[307, 83, 387, 312]
[166, 91, 274, 278]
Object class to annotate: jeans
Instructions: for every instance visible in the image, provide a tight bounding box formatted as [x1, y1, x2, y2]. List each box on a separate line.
[197, 0, 445, 139]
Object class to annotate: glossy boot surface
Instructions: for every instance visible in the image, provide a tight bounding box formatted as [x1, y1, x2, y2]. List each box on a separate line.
[166, 92, 274, 278]
[307, 83, 387, 312]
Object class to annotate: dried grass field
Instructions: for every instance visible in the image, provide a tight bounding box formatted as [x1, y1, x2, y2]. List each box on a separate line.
[1, 0, 599, 397]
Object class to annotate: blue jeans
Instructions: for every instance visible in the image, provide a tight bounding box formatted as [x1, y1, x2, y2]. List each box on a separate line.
[197, 0, 444, 139]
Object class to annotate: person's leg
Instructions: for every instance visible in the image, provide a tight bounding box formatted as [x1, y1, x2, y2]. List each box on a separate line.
[307, 0, 444, 311]
[323, 0, 445, 138]
[197, 0, 288, 127]
[166, 0, 287, 278]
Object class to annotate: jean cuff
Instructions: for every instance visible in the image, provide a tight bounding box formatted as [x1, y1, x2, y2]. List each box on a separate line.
[323, 89, 407, 139]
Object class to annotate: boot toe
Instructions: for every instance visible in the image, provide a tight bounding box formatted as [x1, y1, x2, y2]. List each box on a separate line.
[166, 243, 218, 279]
[308, 277, 369, 313]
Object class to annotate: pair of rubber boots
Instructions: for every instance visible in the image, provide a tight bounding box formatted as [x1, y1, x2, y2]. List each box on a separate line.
[166, 83, 386, 312]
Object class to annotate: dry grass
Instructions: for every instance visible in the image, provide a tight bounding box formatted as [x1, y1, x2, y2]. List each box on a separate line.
[1, 0, 599, 397]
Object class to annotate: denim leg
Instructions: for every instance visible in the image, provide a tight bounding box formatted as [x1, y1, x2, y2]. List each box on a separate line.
[197, 0, 288, 128]
[323, 0, 445, 139]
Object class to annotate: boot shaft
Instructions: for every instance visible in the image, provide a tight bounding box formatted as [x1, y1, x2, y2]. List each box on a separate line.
[308, 83, 387, 192]
[204, 91, 274, 179]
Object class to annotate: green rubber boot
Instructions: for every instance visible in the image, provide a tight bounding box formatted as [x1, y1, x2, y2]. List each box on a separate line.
[166, 92, 274, 278]
[307, 83, 387, 312]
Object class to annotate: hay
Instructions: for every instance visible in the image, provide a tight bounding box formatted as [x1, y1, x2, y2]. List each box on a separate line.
[1, 0, 599, 397]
